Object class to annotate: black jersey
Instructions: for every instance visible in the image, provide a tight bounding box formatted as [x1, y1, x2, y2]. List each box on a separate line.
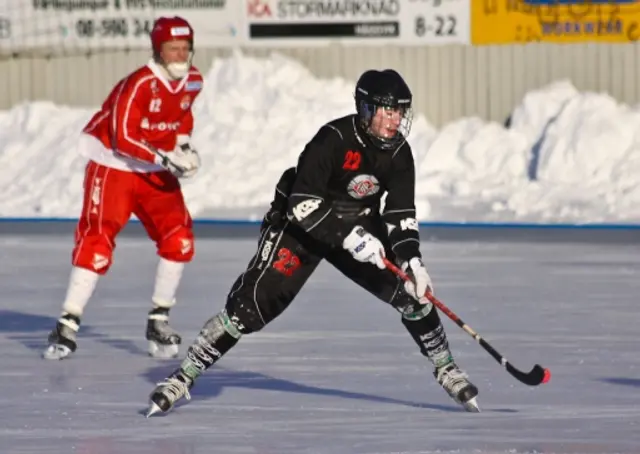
[270, 114, 421, 262]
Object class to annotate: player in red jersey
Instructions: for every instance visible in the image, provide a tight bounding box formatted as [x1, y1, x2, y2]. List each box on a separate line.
[43, 16, 204, 361]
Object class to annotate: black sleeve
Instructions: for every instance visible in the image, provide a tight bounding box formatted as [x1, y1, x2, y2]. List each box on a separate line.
[286, 125, 344, 246]
[261, 167, 297, 232]
[382, 144, 421, 262]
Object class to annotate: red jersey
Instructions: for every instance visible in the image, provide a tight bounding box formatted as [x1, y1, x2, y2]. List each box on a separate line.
[83, 60, 204, 166]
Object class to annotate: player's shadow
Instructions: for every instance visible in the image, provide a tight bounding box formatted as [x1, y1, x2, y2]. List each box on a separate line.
[143, 362, 515, 414]
[598, 377, 640, 388]
[0, 309, 147, 357]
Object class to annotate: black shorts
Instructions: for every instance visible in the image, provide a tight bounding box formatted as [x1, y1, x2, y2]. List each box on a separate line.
[224, 216, 412, 333]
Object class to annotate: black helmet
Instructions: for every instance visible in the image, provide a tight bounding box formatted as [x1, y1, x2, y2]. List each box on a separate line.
[355, 69, 413, 150]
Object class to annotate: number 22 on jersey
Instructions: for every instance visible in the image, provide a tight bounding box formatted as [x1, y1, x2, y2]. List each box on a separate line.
[343, 150, 361, 171]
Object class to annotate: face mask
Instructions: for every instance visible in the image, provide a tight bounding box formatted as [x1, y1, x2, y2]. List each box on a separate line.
[166, 61, 189, 79]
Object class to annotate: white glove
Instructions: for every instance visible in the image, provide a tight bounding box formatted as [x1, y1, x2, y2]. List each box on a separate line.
[155, 143, 201, 179]
[342, 226, 386, 270]
[402, 257, 433, 302]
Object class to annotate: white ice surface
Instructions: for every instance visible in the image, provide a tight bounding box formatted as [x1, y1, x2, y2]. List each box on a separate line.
[1, 234, 639, 454]
[1, 52, 640, 223]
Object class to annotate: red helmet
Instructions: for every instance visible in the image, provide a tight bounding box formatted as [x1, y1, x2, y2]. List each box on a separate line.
[150, 16, 194, 54]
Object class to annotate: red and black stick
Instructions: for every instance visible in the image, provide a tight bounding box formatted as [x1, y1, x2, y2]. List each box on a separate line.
[383, 258, 551, 387]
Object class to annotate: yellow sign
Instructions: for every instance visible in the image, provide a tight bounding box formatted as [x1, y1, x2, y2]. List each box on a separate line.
[472, 0, 640, 44]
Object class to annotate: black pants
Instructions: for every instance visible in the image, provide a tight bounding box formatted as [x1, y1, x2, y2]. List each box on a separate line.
[223, 217, 450, 363]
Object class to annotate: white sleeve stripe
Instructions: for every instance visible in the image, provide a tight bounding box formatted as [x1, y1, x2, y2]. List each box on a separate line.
[83, 110, 110, 134]
[325, 124, 343, 140]
[275, 187, 288, 197]
[290, 193, 324, 201]
[383, 208, 415, 216]
[305, 207, 332, 233]
[110, 79, 129, 149]
[113, 75, 156, 159]
[391, 238, 420, 251]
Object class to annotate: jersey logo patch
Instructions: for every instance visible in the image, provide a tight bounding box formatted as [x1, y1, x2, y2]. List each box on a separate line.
[347, 174, 380, 199]
[342, 150, 361, 170]
[186, 81, 202, 92]
[180, 95, 191, 110]
[400, 217, 419, 232]
[292, 199, 321, 221]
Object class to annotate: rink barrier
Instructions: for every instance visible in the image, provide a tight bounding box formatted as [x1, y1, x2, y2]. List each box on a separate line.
[1, 218, 639, 243]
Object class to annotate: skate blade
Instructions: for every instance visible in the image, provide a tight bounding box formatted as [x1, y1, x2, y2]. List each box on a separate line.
[145, 402, 163, 418]
[42, 344, 72, 360]
[462, 396, 480, 413]
[148, 341, 179, 359]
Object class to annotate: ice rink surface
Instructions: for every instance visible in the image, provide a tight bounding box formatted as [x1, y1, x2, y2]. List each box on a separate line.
[1, 228, 639, 454]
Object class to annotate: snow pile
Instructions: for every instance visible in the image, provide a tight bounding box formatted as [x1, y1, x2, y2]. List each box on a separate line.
[0, 52, 637, 223]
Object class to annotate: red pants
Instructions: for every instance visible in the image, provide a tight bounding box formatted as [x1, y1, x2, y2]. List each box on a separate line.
[72, 161, 194, 274]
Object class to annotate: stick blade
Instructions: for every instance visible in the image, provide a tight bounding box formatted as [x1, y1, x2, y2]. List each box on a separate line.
[507, 363, 550, 386]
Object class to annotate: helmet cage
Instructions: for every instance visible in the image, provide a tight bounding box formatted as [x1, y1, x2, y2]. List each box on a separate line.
[356, 93, 413, 150]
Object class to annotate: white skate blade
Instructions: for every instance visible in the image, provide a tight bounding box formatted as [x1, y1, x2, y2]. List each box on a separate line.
[462, 396, 480, 413]
[145, 402, 163, 418]
[42, 344, 72, 360]
[148, 341, 179, 359]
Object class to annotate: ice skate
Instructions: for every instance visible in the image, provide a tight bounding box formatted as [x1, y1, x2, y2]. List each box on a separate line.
[43, 313, 79, 360]
[435, 362, 479, 412]
[146, 308, 182, 359]
[145, 369, 192, 417]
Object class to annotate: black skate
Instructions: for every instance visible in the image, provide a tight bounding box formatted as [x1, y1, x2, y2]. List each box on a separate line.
[146, 308, 182, 359]
[435, 362, 479, 412]
[43, 313, 79, 360]
[145, 370, 192, 417]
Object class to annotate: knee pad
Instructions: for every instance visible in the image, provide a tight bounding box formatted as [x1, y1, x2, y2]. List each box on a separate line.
[72, 235, 113, 275]
[225, 295, 266, 335]
[200, 309, 244, 344]
[158, 226, 194, 262]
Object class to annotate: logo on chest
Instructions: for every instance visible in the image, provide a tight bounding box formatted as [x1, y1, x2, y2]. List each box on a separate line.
[141, 118, 180, 131]
[180, 95, 191, 110]
[347, 174, 380, 199]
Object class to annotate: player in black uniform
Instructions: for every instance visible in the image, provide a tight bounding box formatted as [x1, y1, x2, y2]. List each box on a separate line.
[145, 69, 479, 416]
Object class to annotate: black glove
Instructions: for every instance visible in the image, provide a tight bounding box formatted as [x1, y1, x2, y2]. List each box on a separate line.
[260, 208, 287, 234]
